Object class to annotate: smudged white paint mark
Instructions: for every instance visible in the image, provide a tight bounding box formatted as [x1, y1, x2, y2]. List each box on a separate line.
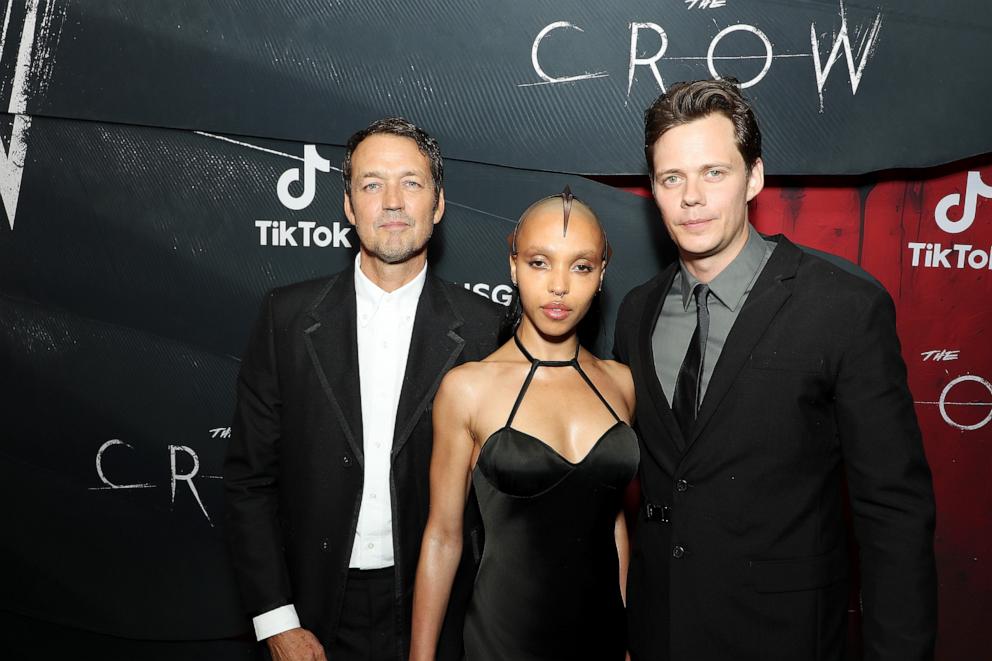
[194, 131, 342, 171]
[665, 54, 811, 61]
[445, 200, 515, 225]
[517, 73, 609, 88]
[0, 113, 29, 229]
[31, 0, 69, 98]
[195, 133, 502, 222]
[0, 0, 64, 230]
[0, 0, 16, 98]
[810, 0, 883, 112]
[9, 0, 39, 114]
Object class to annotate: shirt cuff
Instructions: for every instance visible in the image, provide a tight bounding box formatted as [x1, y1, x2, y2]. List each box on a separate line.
[252, 604, 301, 641]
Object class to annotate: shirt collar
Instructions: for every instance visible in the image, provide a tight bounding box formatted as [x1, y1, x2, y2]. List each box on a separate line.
[354, 252, 427, 326]
[678, 225, 771, 311]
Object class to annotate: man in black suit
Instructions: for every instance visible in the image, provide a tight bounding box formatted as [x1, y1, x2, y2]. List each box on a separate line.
[224, 117, 503, 661]
[614, 79, 937, 660]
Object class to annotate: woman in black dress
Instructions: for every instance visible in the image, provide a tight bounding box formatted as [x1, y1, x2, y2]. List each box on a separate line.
[410, 188, 638, 661]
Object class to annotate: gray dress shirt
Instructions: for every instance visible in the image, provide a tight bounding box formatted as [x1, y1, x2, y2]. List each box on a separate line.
[653, 227, 775, 404]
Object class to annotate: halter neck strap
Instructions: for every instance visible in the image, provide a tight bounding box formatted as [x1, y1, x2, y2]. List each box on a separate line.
[513, 333, 579, 367]
[503, 334, 621, 428]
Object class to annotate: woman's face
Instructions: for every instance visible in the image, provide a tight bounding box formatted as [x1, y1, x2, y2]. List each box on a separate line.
[510, 200, 606, 338]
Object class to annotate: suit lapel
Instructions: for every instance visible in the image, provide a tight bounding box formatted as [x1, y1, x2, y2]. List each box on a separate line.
[392, 275, 466, 458]
[303, 267, 365, 467]
[686, 236, 801, 450]
[637, 263, 688, 460]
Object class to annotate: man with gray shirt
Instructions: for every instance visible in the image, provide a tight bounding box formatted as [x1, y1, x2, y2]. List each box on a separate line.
[613, 79, 936, 660]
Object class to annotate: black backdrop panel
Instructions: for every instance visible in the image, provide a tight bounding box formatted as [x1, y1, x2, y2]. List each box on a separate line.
[0, 114, 665, 638]
[16, 0, 992, 175]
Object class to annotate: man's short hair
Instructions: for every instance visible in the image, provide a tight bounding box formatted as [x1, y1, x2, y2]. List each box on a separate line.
[643, 78, 762, 173]
[341, 116, 444, 206]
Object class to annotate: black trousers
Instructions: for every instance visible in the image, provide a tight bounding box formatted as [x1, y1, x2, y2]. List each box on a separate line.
[329, 567, 398, 661]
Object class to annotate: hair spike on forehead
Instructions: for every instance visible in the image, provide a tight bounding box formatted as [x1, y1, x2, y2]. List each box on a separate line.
[560, 185, 573, 237]
[510, 185, 586, 256]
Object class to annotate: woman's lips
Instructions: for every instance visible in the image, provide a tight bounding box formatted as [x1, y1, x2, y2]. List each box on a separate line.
[541, 303, 572, 320]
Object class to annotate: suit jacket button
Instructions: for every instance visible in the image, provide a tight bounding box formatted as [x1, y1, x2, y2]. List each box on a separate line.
[672, 545, 685, 559]
[676, 479, 688, 492]
[342, 455, 352, 467]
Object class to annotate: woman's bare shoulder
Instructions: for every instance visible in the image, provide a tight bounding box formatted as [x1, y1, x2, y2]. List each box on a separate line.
[586, 356, 635, 412]
[438, 354, 522, 402]
[596, 358, 633, 384]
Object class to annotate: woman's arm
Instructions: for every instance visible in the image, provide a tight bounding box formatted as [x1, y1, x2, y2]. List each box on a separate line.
[409, 368, 479, 661]
[614, 510, 630, 606]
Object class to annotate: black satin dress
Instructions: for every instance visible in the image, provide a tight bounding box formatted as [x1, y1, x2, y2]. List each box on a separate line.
[464, 337, 639, 660]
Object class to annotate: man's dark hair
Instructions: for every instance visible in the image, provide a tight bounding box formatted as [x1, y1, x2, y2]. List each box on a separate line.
[643, 77, 762, 173]
[341, 116, 444, 207]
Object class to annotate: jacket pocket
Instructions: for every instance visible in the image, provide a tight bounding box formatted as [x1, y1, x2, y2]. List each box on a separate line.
[747, 545, 848, 593]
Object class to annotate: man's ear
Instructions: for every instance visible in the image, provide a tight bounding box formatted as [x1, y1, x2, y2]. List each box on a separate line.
[746, 157, 765, 203]
[433, 188, 445, 225]
[343, 191, 356, 226]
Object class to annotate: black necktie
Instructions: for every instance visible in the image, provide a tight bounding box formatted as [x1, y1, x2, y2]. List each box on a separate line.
[673, 284, 710, 438]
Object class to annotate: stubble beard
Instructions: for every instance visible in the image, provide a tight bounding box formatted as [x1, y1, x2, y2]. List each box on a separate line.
[363, 215, 434, 265]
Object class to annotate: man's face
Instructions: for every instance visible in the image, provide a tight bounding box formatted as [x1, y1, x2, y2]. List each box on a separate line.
[344, 133, 443, 265]
[649, 113, 763, 270]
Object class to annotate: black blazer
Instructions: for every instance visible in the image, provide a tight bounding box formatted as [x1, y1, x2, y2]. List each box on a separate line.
[224, 266, 503, 660]
[614, 235, 936, 661]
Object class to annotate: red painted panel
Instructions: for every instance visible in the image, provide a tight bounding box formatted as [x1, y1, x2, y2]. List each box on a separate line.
[865, 164, 992, 661]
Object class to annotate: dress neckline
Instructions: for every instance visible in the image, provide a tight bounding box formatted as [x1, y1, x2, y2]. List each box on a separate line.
[513, 333, 579, 367]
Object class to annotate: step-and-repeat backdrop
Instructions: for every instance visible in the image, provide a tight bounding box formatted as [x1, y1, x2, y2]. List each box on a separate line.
[0, 1, 988, 657]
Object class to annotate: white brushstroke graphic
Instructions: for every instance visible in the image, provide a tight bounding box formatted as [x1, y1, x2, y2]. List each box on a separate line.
[810, 1, 884, 112]
[0, 0, 66, 230]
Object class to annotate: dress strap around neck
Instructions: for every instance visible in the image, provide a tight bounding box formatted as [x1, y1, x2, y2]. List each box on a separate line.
[513, 333, 578, 367]
[506, 334, 619, 426]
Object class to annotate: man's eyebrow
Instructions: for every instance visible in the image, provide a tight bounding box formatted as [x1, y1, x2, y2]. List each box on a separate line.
[699, 162, 733, 170]
[358, 169, 425, 178]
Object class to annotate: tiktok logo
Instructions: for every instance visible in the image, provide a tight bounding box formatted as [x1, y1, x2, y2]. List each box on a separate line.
[934, 171, 992, 235]
[277, 145, 332, 211]
[908, 171, 992, 270]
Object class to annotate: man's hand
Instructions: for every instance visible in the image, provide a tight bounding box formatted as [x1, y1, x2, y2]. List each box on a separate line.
[267, 627, 327, 661]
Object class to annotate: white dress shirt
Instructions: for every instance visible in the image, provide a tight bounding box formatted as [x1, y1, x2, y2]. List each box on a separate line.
[252, 253, 426, 640]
